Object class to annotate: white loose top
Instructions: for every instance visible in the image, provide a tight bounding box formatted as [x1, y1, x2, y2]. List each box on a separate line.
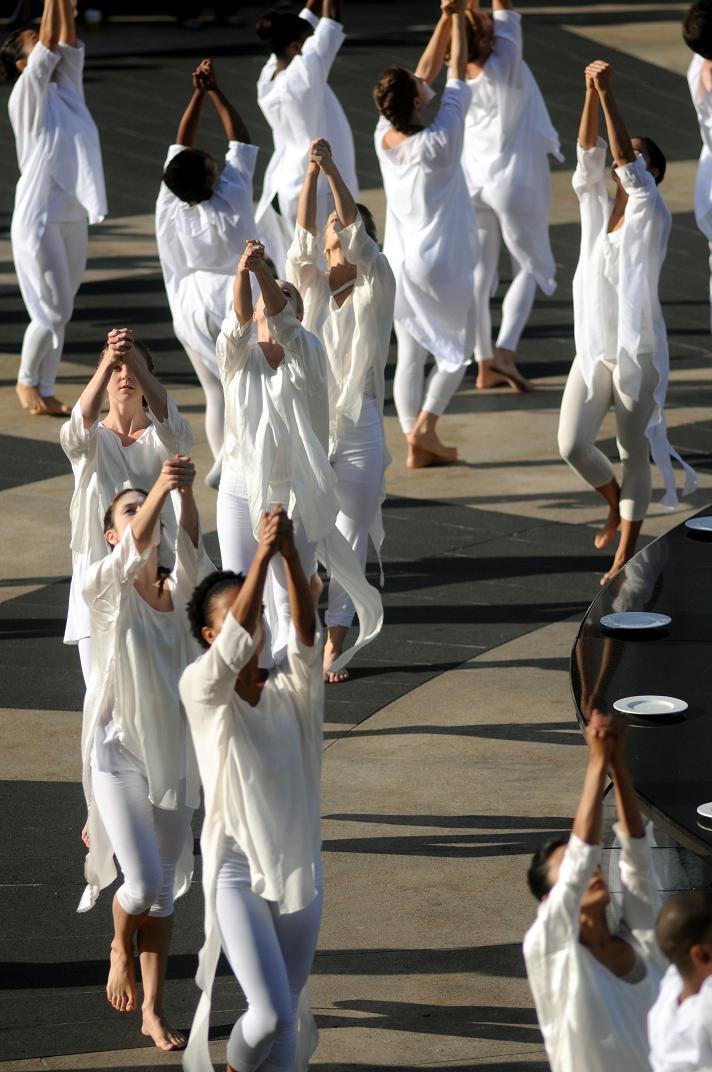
[78, 522, 213, 912]
[180, 613, 323, 1071]
[524, 826, 666, 1072]
[255, 7, 358, 274]
[687, 55, 712, 242]
[375, 78, 477, 371]
[649, 967, 712, 1072]
[572, 140, 697, 508]
[60, 395, 193, 644]
[462, 9, 561, 294]
[155, 140, 259, 368]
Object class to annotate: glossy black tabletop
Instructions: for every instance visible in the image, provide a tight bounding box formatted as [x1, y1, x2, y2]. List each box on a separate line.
[571, 510, 712, 858]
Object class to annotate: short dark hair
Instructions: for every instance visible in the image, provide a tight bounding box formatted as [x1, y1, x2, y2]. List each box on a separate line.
[187, 570, 245, 648]
[356, 203, 378, 244]
[527, 837, 569, 901]
[656, 889, 712, 972]
[162, 148, 216, 205]
[683, 2, 712, 59]
[635, 136, 667, 184]
[0, 30, 24, 84]
[255, 10, 312, 58]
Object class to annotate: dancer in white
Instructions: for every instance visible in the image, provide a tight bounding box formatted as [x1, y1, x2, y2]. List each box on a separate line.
[287, 139, 395, 681]
[557, 62, 696, 586]
[684, 4, 712, 333]
[524, 711, 666, 1072]
[79, 457, 212, 1052]
[2, 0, 106, 416]
[374, 0, 478, 469]
[216, 238, 382, 671]
[60, 327, 192, 685]
[255, 0, 357, 275]
[181, 507, 322, 1072]
[156, 58, 258, 489]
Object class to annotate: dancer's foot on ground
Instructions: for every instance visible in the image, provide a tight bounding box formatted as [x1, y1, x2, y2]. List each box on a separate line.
[489, 359, 535, 393]
[15, 383, 47, 415]
[107, 940, 137, 1012]
[594, 504, 620, 550]
[324, 632, 350, 684]
[141, 1009, 187, 1051]
[38, 394, 71, 416]
[600, 550, 632, 587]
[475, 364, 510, 390]
[406, 429, 458, 468]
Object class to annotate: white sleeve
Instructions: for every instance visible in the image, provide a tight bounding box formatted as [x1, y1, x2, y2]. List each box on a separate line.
[267, 301, 307, 350]
[60, 400, 99, 465]
[82, 524, 152, 605]
[572, 137, 608, 199]
[492, 9, 522, 85]
[173, 525, 216, 603]
[294, 15, 345, 89]
[156, 143, 185, 214]
[614, 823, 661, 937]
[147, 394, 193, 457]
[424, 79, 471, 167]
[12, 43, 61, 141]
[217, 141, 259, 213]
[180, 611, 259, 705]
[216, 310, 254, 384]
[615, 153, 658, 205]
[56, 41, 85, 96]
[531, 835, 602, 952]
[335, 214, 381, 269]
[281, 622, 324, 739]
[285, 225, 329, 308]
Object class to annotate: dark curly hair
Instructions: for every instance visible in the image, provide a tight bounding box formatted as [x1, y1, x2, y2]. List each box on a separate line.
[162, 148, 216, 206]
[683, 1, 712, 59]
[255, 10, 313, 58]
[0, 31, 25, 84]
[526, 837, 569, 901]
[373, 67, 419, 135]
[187, 570, 245, 648]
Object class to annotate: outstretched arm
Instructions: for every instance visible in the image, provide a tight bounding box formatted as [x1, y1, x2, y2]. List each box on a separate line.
[233, 241, 261, 326]
[590, 61, 635, 166]
[58, 0, 77, 46]
[176, 73, 206, 148]
[578, 65, 600, 149]
[195, 59, 251, 144]
[571, 712, 615, 846]
[78, 347, 116, 427]
[297, 144, 321, 235]
[176, 458, 200, 548]
[448, 0, 468, 82]
[251, 246, 289, 316]
[609, 719, 644, 838]
[104, 328, 168, 421]
[322, 0, 342, 22]
[312, 138, 357, 226]
[276, 509, 316, 646]
[131, 457, 193, 552]
[228, 509, 281, 636]
[415, 7, 452, 85]
[39, 0, 61, 51]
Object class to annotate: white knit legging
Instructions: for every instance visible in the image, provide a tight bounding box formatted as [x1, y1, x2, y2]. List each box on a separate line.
[216, 841, 323, 1072]
[16, 219, 88, 394]
[91, 765, 192, 917]
[472, 196, 537, 362]
[181, 341, 224, 468]
[393, 322, 466, 434]
[557, 355, 658, 523]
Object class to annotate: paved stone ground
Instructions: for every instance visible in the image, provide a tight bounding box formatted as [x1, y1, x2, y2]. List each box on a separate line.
[1, 3, 712, 1069]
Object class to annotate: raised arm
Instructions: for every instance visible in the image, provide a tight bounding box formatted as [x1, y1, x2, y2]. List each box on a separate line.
[276, 509, 316, 646]
[448, 0, 468, 82]
[39, 0, 61, 51]
[233, 241, 261, 326]
[579, 66, 600, 150]
[58, 0, 77, 47]
[175, 74, 206, 148]
[130, 457, 193, 552]
[251, 246, 289, 316]
[312, 138, 357, 226]
[297, 143, 321, 235]
[196, 59, 251, 145]
[322, 0, 342, 23]
[415, 8, 452, 85]
[590, 61, 635, 166]
[105, 328, 168, 421]
[176, 457, 200, 548]
[608, 719, 645, 839]
[78, 348, 117, 428]
[571, 712, 615, 846]
[228, 510, 281, 637]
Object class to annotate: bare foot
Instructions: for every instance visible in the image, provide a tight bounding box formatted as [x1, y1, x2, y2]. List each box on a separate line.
[600, 551, 630, 588]
[107, 940, 137, 1012]
[38, 394, 71, 416]
[594, 505, 620, 550]
[475, 365, 510, 389]
[15, 383, 47, 414]
[407, 429, 458, 462]
[323, 635, 349, 683]
[489, 360, 536, 394]
[141, 1009, 187, 1051]
[407, 443, 457, 469]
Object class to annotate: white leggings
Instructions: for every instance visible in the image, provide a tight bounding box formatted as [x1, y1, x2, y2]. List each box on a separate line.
[558, 355, 658, 522]
[327, 397, 385, 629]
[17, 219, 88, 394]
[91, 765, 192, 917]
[473, 197, 537, 362]
[393, 322, 466, 434]
[216, 490, 316, 662]
[216, 841, 323, 1072]
[182, 341, 224, 469]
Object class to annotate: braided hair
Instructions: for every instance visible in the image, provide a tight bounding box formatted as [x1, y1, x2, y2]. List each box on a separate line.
[373, 67, 419, 135]
[187, 570, 245, 648]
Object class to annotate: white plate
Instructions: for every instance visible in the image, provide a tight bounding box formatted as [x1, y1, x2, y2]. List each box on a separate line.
[613, 695, 688, 717]
[697, 802, 712, 820]
[600, 612, 671, 631]
[685, 517, 712, 533]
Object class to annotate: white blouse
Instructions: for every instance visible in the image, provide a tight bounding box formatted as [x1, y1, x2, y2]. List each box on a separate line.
[60, 396, 193, 644]
[78, 523, 213, 912]
[155, 140, 259, 367]
[180, 612, 323, 1071]
[255, 7, 357, 274]
[524, 826, 667, 1072]
[649, 967, 712, 1072]
[572, 140, 697, 507]
[375, 79, 477, 370]
[687, 55, 712, 243]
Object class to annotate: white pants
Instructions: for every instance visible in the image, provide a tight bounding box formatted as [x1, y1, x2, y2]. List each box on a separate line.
[558, 355, 658, 522]
[216, 841, 323, 1072]
[91, 765, 192, 917]
[326, 397, 385, 629]
[472, 195, 537, 362]
[216, 489, 316, 663]
[17, 219, 88, 394]
[181, 340, 224, 468]
[393, 322, 466, 433]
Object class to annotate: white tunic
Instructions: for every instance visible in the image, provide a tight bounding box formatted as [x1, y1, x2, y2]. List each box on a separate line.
[375, 78, 478, 370]
[649, 967, 712, 1072]
[9, 41, 106, 341]
[78, 523, 213, 912]
[687, 55, 712, 243]
[155, 140, 259, 368]
[462, 9, 561, 294]
[255, 7, 357, 275]
[216, 304, 382, 669]
[572, 140, 697, 507]
[60, 396, 193, 644]
[524, 826, 666, 1072]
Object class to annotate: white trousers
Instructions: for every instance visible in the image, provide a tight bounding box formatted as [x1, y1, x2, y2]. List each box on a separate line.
[472, 195, 537, 362]
[181, 340, 224, 469]
[17, 219, 88, 394]
[216, 489, 316, 663]
[216, 841, 323, 1072]
[558, 355, 658, 522]
[326, 397, 385, 629]
[91, 765, 193, 917]
[393, 322, 466, 433]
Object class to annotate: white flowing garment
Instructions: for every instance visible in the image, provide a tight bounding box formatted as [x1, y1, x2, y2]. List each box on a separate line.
[216, 304, 382, 669]
[462, 9, 561, 294]
[9, 40, 106, 343]
[524, 826, 667, 1072]
[687, 55, 712, 243]
[572, 140, 697, 507]
[255, 7, 357, 274]
[649, 967, 712, 1072]
[78, 523, 213, 912]
[60, 396, 193, 644]
[375, 79, 478, 370]
[156, 140, 259, 368]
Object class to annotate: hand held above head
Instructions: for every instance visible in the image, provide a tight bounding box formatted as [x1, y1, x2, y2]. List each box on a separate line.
[193, 58, 218, 93]
[310, 137, 334, 174]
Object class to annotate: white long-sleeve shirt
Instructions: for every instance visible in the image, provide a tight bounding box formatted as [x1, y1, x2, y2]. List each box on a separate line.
[524, 826, 667, 1072]
[375, 78, 477, 371]
[687, 55, 712, 243]
[156, 140, 258, 367]
[572, 141, 697, 508]
[649, 967, 712, 1072]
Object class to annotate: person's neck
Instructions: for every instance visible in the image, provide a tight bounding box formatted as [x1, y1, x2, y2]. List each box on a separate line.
[103, 399, 150, 437]
[679, 967, 710, 1003]
[328, 254, 356, 282]
[578, 907, 613, 951]
[256, 321, 285, 368]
